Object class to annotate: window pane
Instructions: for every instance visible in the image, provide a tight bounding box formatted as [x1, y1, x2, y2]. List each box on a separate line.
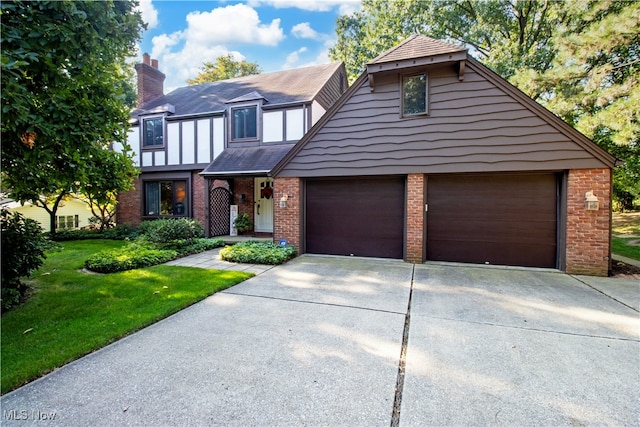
[232, 106, 257, 139]
[174, 181, 187, 216]
[145, 182, 160, 215]
[160, 182, 173, 215]
[403, 74, 427, 115]
[144, 118, 163, 146]
[145, 180, 188, 217]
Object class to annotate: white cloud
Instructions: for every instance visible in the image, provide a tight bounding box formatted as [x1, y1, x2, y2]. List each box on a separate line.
[283, 47, 308, 69]
[249, 0, 361, 13]
[185, 4, 284, 46]
[292, 22, 320, 39]
[146, 4, 285, 91]
[136, 0, 159, 30]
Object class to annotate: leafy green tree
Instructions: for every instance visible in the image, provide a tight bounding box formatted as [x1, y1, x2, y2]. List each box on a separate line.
[188, 54, 262, 85]
[1, 1, 145, 234]
[82, 149, 139, 231]
[330, 0, 568, 83]
[529, 0, 640, 209]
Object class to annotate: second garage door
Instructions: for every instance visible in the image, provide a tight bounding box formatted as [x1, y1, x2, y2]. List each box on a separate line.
[306, 177, 405, 259]
[426, 173, 558, 268]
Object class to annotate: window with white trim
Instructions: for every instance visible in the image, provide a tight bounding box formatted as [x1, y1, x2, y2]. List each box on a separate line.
[402, 73, 428, 116]
[57, 215, 79, 229]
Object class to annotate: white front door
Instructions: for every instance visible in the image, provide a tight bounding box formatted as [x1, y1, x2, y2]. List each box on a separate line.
[254, 177, 274, 232]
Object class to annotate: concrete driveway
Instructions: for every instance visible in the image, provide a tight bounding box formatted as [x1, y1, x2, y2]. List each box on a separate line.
[1, 256, 638, 426]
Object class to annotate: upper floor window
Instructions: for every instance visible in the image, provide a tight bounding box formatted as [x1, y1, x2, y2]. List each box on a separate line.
[402, 73, 428, 116]
[143, 117, 164, 147]
[231, 106, 257, 140]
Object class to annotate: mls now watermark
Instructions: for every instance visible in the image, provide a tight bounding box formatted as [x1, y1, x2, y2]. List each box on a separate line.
[3, 409, 57, 421]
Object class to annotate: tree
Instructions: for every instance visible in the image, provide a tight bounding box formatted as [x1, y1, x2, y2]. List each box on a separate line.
[1, 1, 145, 234]
[82, 148, 139, 231]
[528, 0, 640, 209]
[330, 0, 569, 83]
[188, 54, 262, 85]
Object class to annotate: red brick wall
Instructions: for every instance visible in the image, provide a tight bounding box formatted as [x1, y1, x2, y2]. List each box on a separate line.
[192, 171, 206, 228]
[566, 168, 611, 276]
[233, 178, 255, 227]
[406, 174, 425, 263]
[117, 178, 142, 226]
[274, 178, 301, 253]
[135, 54, 165, 108]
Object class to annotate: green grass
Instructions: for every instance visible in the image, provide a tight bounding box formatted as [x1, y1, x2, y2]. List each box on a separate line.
[1, 240, 252, 394]
[612, 237, 640, 261]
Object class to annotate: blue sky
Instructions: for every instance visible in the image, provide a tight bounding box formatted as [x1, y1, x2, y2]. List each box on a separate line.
[136, 0, 361, 91]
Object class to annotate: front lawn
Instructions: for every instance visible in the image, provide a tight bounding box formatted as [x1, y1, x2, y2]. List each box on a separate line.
[612, 212, 640, 261]
[612, 237, 640, 261]
[1, 240, 252, 394]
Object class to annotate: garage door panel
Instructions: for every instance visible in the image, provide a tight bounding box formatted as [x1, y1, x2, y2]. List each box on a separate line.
[428, 240, 556, 267]
[427, 173, 557, 268]
[306, 177, 404, 259]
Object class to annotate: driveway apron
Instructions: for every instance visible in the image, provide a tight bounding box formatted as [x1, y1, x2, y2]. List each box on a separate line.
[1, 256, 413, 426]
[1, 257, 638, 426]
[401, 264, 640, 426]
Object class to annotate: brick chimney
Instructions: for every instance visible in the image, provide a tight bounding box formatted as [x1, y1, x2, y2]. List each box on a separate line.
[135, 53, 165, 108]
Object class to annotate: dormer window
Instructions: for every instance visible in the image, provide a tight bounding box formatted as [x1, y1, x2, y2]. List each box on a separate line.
[402, 73, 428, 116]
[143, 117, 164, 147]
[231, 106, 258, 140]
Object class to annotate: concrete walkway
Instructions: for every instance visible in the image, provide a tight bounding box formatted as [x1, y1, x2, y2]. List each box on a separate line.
[164, 247, 274, 276]
[1, 256, 638, 426]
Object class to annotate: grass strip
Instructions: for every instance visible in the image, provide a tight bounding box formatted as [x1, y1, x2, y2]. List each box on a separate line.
[612, 237, 640, 261]
[1, 240, 252, 394]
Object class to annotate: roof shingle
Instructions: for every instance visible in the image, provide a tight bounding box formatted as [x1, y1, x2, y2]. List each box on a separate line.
[134, 62, 344, 117]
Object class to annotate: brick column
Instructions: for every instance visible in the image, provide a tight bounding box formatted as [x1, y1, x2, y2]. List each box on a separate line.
[116, 178, 142, 226]
[274, 177, 302, 253]
[566, 168, 611, 276]
[406, 173, 425, 264]
[192, 171, 206, 227]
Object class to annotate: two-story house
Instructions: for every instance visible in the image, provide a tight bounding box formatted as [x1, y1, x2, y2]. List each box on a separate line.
[116, 54, 347, 236]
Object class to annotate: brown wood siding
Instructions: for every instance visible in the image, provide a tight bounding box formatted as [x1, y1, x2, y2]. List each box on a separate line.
[314, 65, 347, 111]
[426, 173, 557, 268]
[278, 64, 609, 178]
[305, 177, 405, 259]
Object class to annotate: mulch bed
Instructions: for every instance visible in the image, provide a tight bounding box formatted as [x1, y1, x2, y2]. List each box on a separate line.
[611, 260, 640, 279]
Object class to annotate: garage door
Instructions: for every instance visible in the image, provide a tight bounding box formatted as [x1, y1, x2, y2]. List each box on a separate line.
[306, 177, 405, 258]
[427, 173, 557, 268]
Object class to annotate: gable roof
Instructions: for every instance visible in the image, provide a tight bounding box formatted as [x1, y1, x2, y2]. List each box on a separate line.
[272, 36, 616, 177]
[133, 62, 345, 118]
[368, 34, 466, 65]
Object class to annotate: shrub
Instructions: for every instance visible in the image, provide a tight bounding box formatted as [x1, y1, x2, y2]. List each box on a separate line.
[51, 224, 137, 241]
[1, 210, 51, 311]
[138, 219, 204, 245]
[169, 238, 225, 255]
[233, 213, 253, 233]
[84, 242, 177, 273]
[220, 241, 296, 265]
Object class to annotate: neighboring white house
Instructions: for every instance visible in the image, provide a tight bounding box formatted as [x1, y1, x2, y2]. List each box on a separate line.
[1, 196, 93, 232]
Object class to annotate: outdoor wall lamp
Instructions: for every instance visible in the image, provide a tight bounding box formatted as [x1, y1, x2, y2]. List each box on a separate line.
[585, 191, 599, 211]
[279, 194, 289, 208]
[238, 193, 246, 203]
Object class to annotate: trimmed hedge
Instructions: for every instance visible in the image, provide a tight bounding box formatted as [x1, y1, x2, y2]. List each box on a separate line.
[137, 218, 204, 245]
[220, 241, 296, 265]
[50, 224, 137, 241]
[84, 238, 225, 273]
[84, 244, 177, 273]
